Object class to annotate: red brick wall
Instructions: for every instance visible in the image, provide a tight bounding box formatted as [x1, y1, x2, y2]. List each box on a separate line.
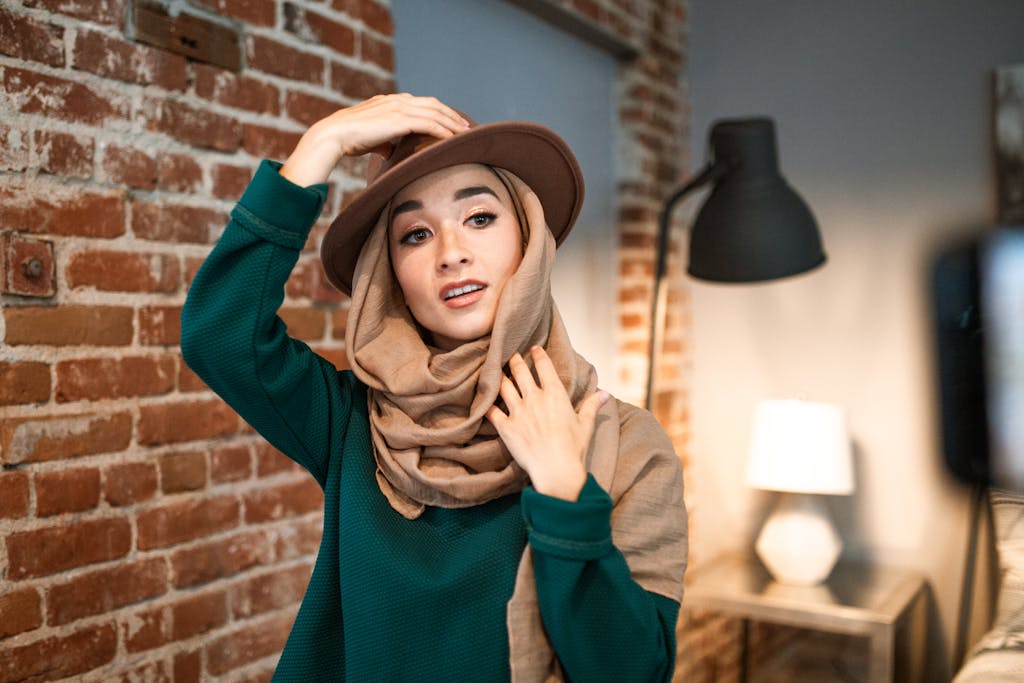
[0, 1, 731, 680]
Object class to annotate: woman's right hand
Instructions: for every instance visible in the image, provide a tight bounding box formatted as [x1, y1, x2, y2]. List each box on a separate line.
[279, 93, 470, 187]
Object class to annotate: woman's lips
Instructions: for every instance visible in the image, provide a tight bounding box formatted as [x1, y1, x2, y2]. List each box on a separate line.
[441, 280, 486, 308]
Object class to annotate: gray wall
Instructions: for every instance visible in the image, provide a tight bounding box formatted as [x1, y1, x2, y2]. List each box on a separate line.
[392, 0, 623, 395]
[687, 0, 1024, 675]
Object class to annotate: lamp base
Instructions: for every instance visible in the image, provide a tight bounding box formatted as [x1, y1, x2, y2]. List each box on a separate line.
[755, 492, 842, 586]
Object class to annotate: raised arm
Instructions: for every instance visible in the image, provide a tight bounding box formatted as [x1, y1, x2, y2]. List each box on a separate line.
[181, 94, 469, 482]
[180, 162, 340, 482]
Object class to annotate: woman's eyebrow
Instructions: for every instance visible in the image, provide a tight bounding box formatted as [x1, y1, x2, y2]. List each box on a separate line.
[392, 199, 423, 217]
[453, 186, 499, 201]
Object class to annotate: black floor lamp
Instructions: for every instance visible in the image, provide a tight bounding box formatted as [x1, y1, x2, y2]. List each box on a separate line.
[645, 118, 826, 410]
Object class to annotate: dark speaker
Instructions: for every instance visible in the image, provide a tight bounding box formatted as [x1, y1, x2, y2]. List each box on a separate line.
[931, 240, 990, 486]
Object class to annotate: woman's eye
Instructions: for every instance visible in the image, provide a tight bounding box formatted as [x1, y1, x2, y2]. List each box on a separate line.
[400, 228, 431, 245]
[467, 212, 496, 228]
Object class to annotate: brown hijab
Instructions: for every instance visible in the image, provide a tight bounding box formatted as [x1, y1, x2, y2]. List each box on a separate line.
[346, 167, 596, 519]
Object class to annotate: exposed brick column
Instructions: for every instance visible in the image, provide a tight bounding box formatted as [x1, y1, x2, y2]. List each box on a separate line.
[1, 2, 389, 679]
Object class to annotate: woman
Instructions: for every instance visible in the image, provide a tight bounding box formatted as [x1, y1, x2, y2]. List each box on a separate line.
[181, 94, 687, 682]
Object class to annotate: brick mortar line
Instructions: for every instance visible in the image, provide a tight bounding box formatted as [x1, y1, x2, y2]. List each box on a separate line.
[0, 481, 324, 558]
[543, 0, 650, 51]
[2, 146, 367, 207]
[243, 23, 394, 77]
[50, 235, 226, 260]
[1, 3, 121, 34]
[0, 54, 379, 142]
[2, 5, 392, 82]
[269, 0, 396, 39]
[209, 656, 281, 683]
[1, 496, 321, 563]
[2, 288, 189, 309]
[1, 597, 305, 675]
[0, 113, 273, 172]
[0, 338, 188, 361]
[0, 169, 259, 211]
[0, 144, 264, 193]
[0, 466, 321, 536]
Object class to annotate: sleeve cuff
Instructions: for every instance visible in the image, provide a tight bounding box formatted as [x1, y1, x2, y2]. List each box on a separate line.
[232, 160, 329, 250]
[521, 474, 613, 560]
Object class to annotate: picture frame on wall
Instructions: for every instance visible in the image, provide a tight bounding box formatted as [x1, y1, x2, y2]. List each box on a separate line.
[995, 63, 1024, 224]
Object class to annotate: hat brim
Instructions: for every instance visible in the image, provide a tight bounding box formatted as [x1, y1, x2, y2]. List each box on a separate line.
[321, 121, 584, 296]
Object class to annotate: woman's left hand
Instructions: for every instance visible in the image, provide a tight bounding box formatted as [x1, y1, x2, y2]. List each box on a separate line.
[485, 346, 610, 501]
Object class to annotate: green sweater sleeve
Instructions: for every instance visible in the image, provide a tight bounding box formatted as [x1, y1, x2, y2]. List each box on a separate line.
[522, 476, 679, 682]
[181, 161, 348, 485]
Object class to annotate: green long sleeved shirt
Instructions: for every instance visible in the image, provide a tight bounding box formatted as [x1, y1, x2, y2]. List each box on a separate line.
[180, 160, 679, 681]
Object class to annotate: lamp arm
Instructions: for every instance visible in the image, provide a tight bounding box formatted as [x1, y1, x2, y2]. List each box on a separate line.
[644, 162, 722, 411]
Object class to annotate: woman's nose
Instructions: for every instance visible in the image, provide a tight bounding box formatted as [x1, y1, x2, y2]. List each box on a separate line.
[436, 225, 471, 270]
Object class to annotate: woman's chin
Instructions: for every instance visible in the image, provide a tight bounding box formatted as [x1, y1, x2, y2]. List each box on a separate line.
[427, 325, 493, 351]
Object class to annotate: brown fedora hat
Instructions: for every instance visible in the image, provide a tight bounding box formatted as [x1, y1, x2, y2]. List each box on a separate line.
[320, 119, 585, 296]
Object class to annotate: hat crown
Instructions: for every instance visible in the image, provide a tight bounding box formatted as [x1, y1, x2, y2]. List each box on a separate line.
[367, 111, 480, 183]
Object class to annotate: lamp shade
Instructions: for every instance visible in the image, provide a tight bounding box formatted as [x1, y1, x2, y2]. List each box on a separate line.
[746, 399, 854, 495]
[688, 118, 826, 282]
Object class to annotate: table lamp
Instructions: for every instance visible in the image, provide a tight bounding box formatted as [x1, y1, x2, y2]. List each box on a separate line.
[746, 399, 854, 585]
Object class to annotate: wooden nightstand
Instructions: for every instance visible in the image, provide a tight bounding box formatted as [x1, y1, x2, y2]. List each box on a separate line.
[684, 552, 928, 683]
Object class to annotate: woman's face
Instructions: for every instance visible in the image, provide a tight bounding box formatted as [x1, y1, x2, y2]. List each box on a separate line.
[388, 163, 523, 350]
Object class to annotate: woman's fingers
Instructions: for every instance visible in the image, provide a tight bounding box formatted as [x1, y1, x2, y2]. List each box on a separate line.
[485, 404, 508, 429]
[395, 94, 469, 130]
[384, 93, 464, 120]
[577, 390, 611, 431]
[529, 346, 563, 389]
[343, 94, 468, 152]
[497, 374, 521, 410]
[503, 348, 605, 423]
[279, 93, 470, 186]
[507, 352, 537, 398]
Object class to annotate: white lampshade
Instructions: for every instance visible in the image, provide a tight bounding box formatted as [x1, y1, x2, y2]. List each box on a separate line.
[745, 399, 854, 495]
